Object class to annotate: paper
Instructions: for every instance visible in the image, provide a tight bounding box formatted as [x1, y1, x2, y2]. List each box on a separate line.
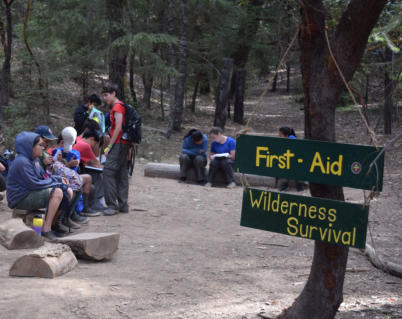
[84, 165, 103, 172]
[213, 153, 230, 159]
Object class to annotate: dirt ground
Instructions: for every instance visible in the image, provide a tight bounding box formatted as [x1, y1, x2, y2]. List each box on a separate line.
[0, 88, 401, 318]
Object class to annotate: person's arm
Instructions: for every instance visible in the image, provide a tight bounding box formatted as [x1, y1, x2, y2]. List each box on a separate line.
[229, 139, 236, 160]
[230, 150, 235, 161]
[105, 112, 123, 157]
[201, 136, 208, 156]
[0, 162, 5, 172]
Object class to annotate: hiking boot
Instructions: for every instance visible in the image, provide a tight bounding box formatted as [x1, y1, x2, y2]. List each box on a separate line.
[119, 206, 129, 214]
[197, 180, 207, 186]
[103, 207, 118, 216]
[63, 217, 80, 229]
[226, 182, 236, 189]
[42, 230, 58, 241]
[81, 207, 101, 217]
[51, 223, 69, 236]
[71, 212, 89, 224]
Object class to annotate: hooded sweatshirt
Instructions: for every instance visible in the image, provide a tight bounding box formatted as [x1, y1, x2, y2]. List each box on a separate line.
[182, 134, 208, 157]
[6, 132, 62, 208]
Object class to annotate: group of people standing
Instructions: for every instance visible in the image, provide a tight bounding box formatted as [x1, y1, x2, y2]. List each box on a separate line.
[4, 83, 132, 240]
[179, 127, 237, 188]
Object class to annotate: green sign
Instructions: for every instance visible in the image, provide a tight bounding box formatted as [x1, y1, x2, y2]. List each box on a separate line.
[234, 135, 384, 191]
[241, 188, 369, 248]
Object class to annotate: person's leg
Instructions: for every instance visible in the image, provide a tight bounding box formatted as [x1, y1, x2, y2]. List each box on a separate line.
[179, 154, 192, 181]
[116, 144, 130, 212]
[208, 158, 220, 184]
[103, 144, 123, 213]
[221, 158, 235, 185]
[43, 188, 63, 233]
[80, 174, 100, 216]
[0, 174, 6, 192]
[193, 155, 207, 183]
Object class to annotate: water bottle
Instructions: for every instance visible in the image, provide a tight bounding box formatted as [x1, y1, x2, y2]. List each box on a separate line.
[32, 216, 43, 236]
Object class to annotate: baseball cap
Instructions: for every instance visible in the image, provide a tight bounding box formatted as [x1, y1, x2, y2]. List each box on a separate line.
[61, 127, 77, 153]
[34, 125, 57, 140]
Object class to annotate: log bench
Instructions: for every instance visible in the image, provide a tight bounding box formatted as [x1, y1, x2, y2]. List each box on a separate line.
[0, 218, 44, 250]
[144, 163, 275, 187]
[9, 243, 77, 278]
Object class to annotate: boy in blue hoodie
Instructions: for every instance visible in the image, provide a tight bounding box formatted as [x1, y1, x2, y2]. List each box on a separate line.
[179, 129, 208, 185]
[6, 132, 67, 240]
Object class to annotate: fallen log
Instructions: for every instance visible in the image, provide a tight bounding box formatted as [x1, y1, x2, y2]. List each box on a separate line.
[9, 243, 77, 278]
[144, 163, 275, 187]
[0, 219, 44, 250]
[55, 232, 120, 261]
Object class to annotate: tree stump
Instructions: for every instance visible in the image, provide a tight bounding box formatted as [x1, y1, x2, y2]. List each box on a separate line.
[0, 218, 44, 250]
[9, 243, 77, 278]
[55, 232, 120, 261]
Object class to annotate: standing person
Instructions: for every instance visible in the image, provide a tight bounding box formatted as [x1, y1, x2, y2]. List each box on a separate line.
[74, 94, 105, 136]
[101, 83, 130, 215]
[207, 127, 236, 188]
[278, 126, 305, 191]
[179, 129, 208, 185]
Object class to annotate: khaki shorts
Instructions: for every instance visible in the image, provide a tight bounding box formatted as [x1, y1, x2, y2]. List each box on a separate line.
[15, 188, 50, 210]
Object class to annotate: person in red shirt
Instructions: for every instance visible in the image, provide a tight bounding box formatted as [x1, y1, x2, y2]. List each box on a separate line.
[73, 129, 101, 167]
[101, 83, 130, 215]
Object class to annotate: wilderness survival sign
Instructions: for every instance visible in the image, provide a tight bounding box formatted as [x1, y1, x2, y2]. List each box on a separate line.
[234, 134, 384, 191]
[241, 188, 369, 248]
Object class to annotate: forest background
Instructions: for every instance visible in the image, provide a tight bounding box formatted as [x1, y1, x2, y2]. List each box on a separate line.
[0, 0, 400, 148]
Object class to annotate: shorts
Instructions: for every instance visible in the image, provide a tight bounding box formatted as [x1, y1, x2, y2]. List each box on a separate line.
[15, 188, 50, 210]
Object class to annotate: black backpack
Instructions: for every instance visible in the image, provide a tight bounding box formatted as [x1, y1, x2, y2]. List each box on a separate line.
[119, 102, 142, 144]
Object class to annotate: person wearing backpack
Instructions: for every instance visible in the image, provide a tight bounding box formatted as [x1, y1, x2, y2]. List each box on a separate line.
[101, 83, 131, 215]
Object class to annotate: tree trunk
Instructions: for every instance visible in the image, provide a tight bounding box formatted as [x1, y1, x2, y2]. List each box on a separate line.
[286, 63, 291, 92]
[279, 1, 387, 318]
[214, 58, 234, 130]
[365, 73, 369, 105]
[129, 54, 138, 106]
[190, 79, 199, 113]
[384, 47, 393, 135]
[107, 0, 126, 100]
[166, 0, 177, 137]
[0, 0, 14, 121]
[271, 73, 278, 92]
[82, 69, 88, 101]
[169, 0, 187, 132]
[233, 68, 246, 124]
[142, 73, 153, 109]
[160, 82, 165, 120]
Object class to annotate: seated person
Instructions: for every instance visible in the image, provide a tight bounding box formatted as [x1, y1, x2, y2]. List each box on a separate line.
[34, 125, 57, 150]
[278, 126, 305, 191]
[6, 132, 71, 240]
[207, 127, 236, 188]
[179, 129, 208, 185]
[0, 162, 6, 200]
[52, 127, 100, 217]
[74, 129, 106, 211]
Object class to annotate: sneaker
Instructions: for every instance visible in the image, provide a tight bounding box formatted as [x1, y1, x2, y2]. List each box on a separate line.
[42, 230, 58, 241]
[52, 221, 70, 234]
[103, 207, 118, 216]
[226, 182, 236, 189]
[81, 208, 101, 217]
[63, 217, 80, 230]
[205, 182, 212, 187]
[71, 212, 89, 224]
[119, 208, 129, 214]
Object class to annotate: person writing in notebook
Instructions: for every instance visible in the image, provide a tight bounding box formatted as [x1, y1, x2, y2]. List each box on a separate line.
[206, 127, 236, 188]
